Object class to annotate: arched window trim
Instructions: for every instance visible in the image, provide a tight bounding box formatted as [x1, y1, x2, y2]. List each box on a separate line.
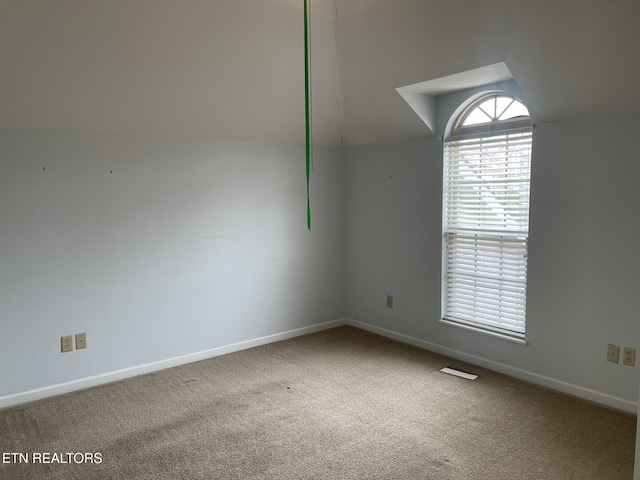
[448, 92, 532, 141]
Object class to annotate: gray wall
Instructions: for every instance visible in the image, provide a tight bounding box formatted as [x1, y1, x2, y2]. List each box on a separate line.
[2, 113, 639, 410]
[0, 128, 345, 397]
[345, 113, 640, 406]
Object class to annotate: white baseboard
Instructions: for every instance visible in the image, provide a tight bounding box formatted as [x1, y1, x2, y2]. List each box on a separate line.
[345, 318, 638, 414]
[3, 317, 636, 415]
[0, 319, 347, 410]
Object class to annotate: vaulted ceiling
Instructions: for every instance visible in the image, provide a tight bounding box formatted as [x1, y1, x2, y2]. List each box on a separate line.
[1, 0, 639, 147]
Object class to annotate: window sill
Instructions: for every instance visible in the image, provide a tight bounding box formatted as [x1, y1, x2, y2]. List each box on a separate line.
[438, 318, 528, 346]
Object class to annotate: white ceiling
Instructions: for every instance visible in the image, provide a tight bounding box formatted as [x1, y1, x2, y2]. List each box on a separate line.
[1, 0, 639, 147]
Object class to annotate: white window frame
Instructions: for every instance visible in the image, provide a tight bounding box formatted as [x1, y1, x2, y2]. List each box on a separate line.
[440, 92, 532, 343]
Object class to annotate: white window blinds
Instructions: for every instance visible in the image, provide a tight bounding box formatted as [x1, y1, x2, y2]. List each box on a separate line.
[443, 130, 532, 338]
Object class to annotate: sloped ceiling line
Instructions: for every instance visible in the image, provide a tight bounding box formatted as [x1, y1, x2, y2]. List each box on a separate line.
[396, 62, 517, 138]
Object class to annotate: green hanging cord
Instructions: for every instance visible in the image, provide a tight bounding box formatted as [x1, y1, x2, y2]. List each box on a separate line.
[304, 0, 311, 230]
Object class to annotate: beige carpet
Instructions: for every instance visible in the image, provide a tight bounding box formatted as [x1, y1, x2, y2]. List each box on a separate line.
[0, 326, 636, 479]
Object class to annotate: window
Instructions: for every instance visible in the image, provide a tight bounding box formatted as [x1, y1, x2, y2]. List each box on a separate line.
[441, 92, 532, 341]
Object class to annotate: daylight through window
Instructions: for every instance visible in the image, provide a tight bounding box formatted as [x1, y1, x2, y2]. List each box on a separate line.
[442, 92, 532, 340]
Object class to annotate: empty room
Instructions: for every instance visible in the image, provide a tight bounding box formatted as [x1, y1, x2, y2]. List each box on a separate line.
[1, 1, 639, 479]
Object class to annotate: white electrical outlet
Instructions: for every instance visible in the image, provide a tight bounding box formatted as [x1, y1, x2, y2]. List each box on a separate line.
[386, 295, 393, 309]
[61, 335, 73, 353]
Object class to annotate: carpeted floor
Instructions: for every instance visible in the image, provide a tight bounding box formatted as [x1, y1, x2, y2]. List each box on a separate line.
[0, 326, 636, 479]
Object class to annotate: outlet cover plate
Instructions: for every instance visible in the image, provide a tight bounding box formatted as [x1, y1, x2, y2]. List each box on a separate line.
[61, 335, 73, 353]
[607, 344, 620, 363]
[623, 347, 636, 367]
[76, 333, 87, 350]
[386, 295, 393, 309]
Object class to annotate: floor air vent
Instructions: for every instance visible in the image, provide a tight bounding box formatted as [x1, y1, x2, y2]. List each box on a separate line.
[440, 367, 478, 380]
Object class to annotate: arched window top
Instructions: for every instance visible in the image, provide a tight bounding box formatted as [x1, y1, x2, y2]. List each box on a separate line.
[451, 92, 531, 139]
